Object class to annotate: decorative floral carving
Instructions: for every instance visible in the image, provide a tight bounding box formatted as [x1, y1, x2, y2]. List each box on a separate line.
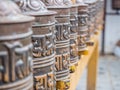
[13, 0, 47, 12]
[41, 0, 65, 6]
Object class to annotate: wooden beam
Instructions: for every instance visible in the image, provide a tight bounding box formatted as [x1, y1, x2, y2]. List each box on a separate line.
[69, 32, 100, 90]
[87, 40, 99, 90]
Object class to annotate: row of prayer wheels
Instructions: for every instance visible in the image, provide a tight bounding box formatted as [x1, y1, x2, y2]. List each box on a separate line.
[0, 0, 104, 90]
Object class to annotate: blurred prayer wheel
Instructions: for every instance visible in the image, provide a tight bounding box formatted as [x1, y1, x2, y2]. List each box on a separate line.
[0, 0, 34, 90]
[96, 0, 104, 31]
[92, 0, 98, 34]
[84, 0, 96, 46]
[76, 0, 89, 55]
[94, 0, 102, 32]
[41, 0, 71, 89]
[63, 0, 78, 73]
[13, 0, 57, 89]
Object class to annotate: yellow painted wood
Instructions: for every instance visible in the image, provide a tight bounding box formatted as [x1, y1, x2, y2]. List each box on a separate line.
[69, 32, 100, 90]
[87, 40, 99, 90]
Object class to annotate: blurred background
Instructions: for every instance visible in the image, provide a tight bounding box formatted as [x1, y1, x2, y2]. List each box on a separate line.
[77, 0, 120, 90]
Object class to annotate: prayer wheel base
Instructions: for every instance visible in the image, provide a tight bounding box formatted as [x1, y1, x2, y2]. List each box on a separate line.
[70, 65, 76, 73]
[78, 49, 89, 55]
[56, 81, 70, 90]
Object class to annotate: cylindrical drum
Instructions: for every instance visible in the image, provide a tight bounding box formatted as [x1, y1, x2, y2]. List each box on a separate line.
[63, 0, 79, 73]
[32, 13, 56, 90]
[0, 1, 34, 90]
[41, 0, 71, 89]
[91, 0, 99, 34]
[84, 0, 96, 37]
[76, 1, 89, 55]
[95, 0, 104, 31]
[13, 0, 57, 90]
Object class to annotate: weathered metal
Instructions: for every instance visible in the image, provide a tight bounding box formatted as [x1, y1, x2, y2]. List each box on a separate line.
[63, 0, 78, 73]
[41, 0, 71, 89]
[0, 0, 34, 90]
[84, 0, 97, 35]
[82, 0, 97, 46]
[75, 0, 89, 55]
[13, 0, 57, 89]
[96, 0, 104, 31]
[85, 0, 104, 34]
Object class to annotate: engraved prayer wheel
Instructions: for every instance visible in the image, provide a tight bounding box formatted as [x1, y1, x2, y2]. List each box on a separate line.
[32, 12, 56, 90]
[92, 0, 102, 34]
[63, 0, 79, 73]
[92, 0, 99, 34]
[84, 0, 96, 36]
[95, 0, 102, 32]
[96, 0, 104, 31]
[76, 0, 89, 55]
[92, 0, 97, 34]
[83, 0, 97, 46]
[13, 0, 57, 89]
[112, 0, 120, 10]
[41, 0, 71, 89]
[0, 0, 34, 90]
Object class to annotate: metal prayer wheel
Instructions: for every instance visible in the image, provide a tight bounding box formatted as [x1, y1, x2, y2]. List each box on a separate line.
[32, 12, 56, 90]
[81, 0, 96, 46]
[76, 0, 89, 55]
[92, 0, 99, 34]
[94, 0, 101, 31]
[41, 0, 71, 89]
[13, 0, 57, 89]
[95, 0, 104, 31]
[92, 0, 102, 34]
[84, 0, 97, 36]
[112, 0, 120, 10]
[0, 0, 34, 90]
[92, 0, 104, 33]
[63, 0, 78, 73]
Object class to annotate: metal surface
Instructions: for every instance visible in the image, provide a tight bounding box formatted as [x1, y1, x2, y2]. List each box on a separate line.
[0, 0, 34, 90]
[75, 1, 89, 55]
[63, 0, 78, 73]
[84, 0, 104, 54]
[95, 0, 104, 32]
[42, 0, 71, 89]
[84, 0, 95, 37]
[13, 0, 57, 89]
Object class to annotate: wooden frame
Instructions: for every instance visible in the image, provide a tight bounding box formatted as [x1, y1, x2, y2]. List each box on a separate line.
[69, 32, 100, 90]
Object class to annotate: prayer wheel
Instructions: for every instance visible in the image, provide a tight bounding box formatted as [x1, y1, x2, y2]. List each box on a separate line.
[96, 0, 104, 31]
[63, 0, 79, 73]
[41, 0, 71, 89]
[76, 0, 89, 55]
[13, 0, 57, 89]
[0, 0, 34, 90]
[94, 0, 101, 32]
[84, 0, 96, 46]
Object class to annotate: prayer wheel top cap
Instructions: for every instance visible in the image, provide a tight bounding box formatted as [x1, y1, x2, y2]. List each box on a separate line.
[41, 0, 70, 9]
[63, 0, 80, 7]
[0, 0, 35, 24]
[14, 0, 57, 16]
[84, 0, 98, 4]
